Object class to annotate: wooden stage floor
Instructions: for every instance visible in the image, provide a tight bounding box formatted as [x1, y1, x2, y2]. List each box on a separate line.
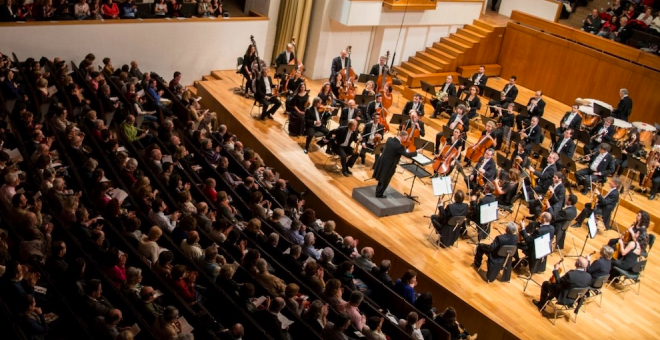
[194, 70, 660, 340]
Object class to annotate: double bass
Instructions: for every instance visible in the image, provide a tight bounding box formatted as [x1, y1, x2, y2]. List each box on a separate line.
[378, 51, 393, 109]
[339, 46, 356, 102]
[283, 37, 304, 92]
[249, 35, 267, 93]
[465, 132, 495, 163]
[433, 135, 464, 175]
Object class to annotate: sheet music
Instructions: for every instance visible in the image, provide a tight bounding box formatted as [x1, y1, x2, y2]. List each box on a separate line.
[178, 316, 194, 334]
[109, 188, 128, 202]
[411, 153, 432, 165]
[588, 212, 598, 239]
[277, 313, 294, 329]
[479, 201, 498, 224]
[534, 233, 552, 259]
[162, 155, 173, 163]
[432, 176, 453, 196]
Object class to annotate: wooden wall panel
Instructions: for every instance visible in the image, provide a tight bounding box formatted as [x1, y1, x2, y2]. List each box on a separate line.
[626, 72, 660, 122]
[497, 26, 535, 82]
[553, 46, 600, 105]
[585, 60, 633, 107]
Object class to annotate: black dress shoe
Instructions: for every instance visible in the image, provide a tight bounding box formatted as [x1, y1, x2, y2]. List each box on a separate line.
[342, 171, 350, 177]
[375, 194, 386, 198]
[650, 194, 656, 200]
[580, 189, 589, 195]
[346, 169, 353, 175]
[532, 299, 543, 310]
[303, 148, 308, 154]
[430, 114, 438, 119]
[525, 215, 537, 221]
[267, 115, 274, 120]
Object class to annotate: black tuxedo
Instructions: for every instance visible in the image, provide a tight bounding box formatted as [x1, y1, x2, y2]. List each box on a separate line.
[519, 223, 555, 273]
[339, 107, 364, 126]
[532, 163, 557, 193]
[369, 64, 388, 77]
[584, 123, 616, 154]
[515, 98, 546, 130]
[556, 111, 582, 135]
[502, 83, 518, 103]
[328, 126, 360, 172]
[254, 76, 282, 119]
[401, 119, 425, 138]
[474, 233, 518, 282]
[365, 100, 384, 120]
[529, 180, 564, 217]
[467, 157, 497, 189]
[548, 205, 577, 250]
[431, 202, 469, 247]
[576, 188, 618, 228]
[359, 122, 385, 164]
[373, 137, 417, 197]
[275, 50, 295, 67]
[469, 72, 488, 93]
[587, 258, 612, 282]
[438, 82, 457, 97]
[469, 193, 497, 240]
[553, 137, 576, 160]
[539, 269, 592, 306]
[576, 152, 615, 194]
[402, 100, 425, 116]
[303, 106, 330, 150]
[331, 56, 351, 77]
[523, 124, 543, 147]
[612, 96, 633, 121]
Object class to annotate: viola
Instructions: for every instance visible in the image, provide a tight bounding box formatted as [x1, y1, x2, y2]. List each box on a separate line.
[548, 259, 564, 284]
[465, 132, 495, 163]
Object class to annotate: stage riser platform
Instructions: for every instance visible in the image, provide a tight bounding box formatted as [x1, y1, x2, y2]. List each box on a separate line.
[352, 186, 415, 217]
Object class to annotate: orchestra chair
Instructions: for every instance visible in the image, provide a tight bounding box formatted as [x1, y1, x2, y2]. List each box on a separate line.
[540, 287, 589, 325]
[249, 99, 262, 119]
[607, 260, 647, 299]
[236, 57, 246, 92]
[641, 234, 655, 259]
[323, 142, 342, 173]
[481, 245, 517, 283]
[581, 275, 609, 310]
[429, 216, 466, 249]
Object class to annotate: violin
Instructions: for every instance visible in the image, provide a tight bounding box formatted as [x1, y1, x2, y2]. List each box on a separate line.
[465, 132, 495, 163]
[614, 223, 634, 259]
[378, 51, 393, 109]
[539, 187, 554, 212]
[433, 135, 464, 176]
[401, 120, 421, 152]
[548, 259, 564, 284]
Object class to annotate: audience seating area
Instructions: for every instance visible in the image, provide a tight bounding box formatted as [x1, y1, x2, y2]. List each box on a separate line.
[0, 50, 482, 340]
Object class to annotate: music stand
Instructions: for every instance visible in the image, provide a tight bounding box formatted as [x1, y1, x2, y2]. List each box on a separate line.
[276, 64, 294, 78]
[483, 86, 500, 100]
[518, 104, 529, 117]
[496, 153, 513, 171]
[623, 157, 646, 200]
[609, 144, 622, 159]
[400, 154, 433, 203]
[357, 73, 377, 84]
[448, 96, 467, 109]
[522, 233, 552, 291]
[470, 201, 497, 244]
[479, 114, 497, 128]
[389, 113, 405, 130]
[353, 94, 375, 106]
[559, 154, 576, 176]
[442, 125, 453, 140]
[420, 81, 436, 97]
[414, 138, 434, 156]
[594, 102, 611, 118]
[566, 213, 598, 259]
[425, 176, 453, 218]
[538, 117, 556, 136]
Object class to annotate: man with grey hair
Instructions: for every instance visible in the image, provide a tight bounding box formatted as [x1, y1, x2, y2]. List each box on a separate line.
[285, 220, 305, 245]
[611, 88, 632, 121]
[303, 232, 321, 260]
[354, 247, 377, 271]
[472, 221, 518, 282]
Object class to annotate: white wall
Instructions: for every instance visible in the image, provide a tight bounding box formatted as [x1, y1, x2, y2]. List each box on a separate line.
[0, 19, 269, 85]
[498, 0, 560, 21]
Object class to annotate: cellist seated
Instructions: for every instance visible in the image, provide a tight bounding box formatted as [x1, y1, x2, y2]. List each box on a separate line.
[359, 114, 385, 166]
[464, 148, 497, 194]
[399, 111, 425, 151]
[430, 190, 469, 247]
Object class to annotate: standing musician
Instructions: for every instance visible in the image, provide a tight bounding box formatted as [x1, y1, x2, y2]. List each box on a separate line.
[472, 221, 518, 282]
[362, 81, 376, 96]
[359, 114, 385, 165]
[466, 148, 497, 193]
[611, 88, 633, 121]
[464, 85, 482, 119]
[327, 119, 361, 177]
[241, 44, 257, 95]
[438, 75, 457, 97]
[468, 183, 496, 241]
[583, 117, 615, 155]
[434, 104, 469, 153]
[572, 176, 620, 229]
[532, 257, 591, 310]
[254, 68, 282, 121]
[340, 100, 364, 127]
[520, 116, 542, 151]
[493, 168, 520, 207]
[555, 104, 582, 142]
[402, 93, 425, 117]
[548, 194, 578, 250]
[460, 65, 488, 95]
[643, 156, 660, 200]
[303, 97, 331, 154]
[615, 131, 641, 176]
[528, 152, 559, 194]
[514, 212, 556, 274]
[576, 143, 615, 195]
[552, 129, 576, 161]
[369, 56, 388, 76]
[400, 112, 425, 143]
[511, 141, 530, 169]
[331, 50, 350, 79]
[431, 190, 470, 247]
[494, 102, 516, 150]
[372, 130, 417, 198]
[365, 93, 385, 119]
[488, 92, 510, 118]
[515, 91, 545, 131]
[527, 172, 565, 220]
[275, 43, 295, 74]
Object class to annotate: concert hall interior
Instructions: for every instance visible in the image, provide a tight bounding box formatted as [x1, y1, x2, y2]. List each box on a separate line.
[1, 0, 660, 340]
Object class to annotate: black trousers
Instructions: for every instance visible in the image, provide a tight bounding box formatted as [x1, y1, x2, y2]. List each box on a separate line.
[555, 226, 568, 250]
[359, 143, 379, 165]
[576, 169, 603, 190]
[473, 243, 491, 267]
[336, 145, 358, 171]
[575, 202, 609, 227]
[375, 175, 393, 197]
[258, 96, 282, 119]
[305, 126, 329, 150]
[538, 281, 561, 306]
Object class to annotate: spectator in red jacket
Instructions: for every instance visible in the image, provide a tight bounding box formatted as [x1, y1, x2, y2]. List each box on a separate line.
[101, 0, 119, 18]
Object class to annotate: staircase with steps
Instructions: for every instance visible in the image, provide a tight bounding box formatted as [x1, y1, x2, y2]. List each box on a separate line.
[392, 18, 506, 89]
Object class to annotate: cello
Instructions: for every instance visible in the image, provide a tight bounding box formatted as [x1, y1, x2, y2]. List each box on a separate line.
[433, 135, 464, 175]
[375, 107, 390, 133]
[465, 132, 495, 164]
[283, 37, 303, 92]
[378, 51, 393, 109]
[401, 119, 421, 152]
[339, 46, 356, 102]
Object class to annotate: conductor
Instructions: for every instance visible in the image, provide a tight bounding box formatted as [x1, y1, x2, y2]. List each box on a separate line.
[372, 130, 417, 198]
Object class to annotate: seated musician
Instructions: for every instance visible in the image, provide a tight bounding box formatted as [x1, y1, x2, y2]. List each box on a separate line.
[468, 183, 496, 241]
[359, 114, 385, 166]
[329, 73, 344, 100]
[254, 68, 282, 121]
[513, 212, 555, 274]
[285, 69, 304, 96]
[493, 168, 520, 207]
[437, 75, 457, 97]
[528, 152, 559, 195]
[369, 56, 388, 76]
[576, 143, 615, 195]
[587, 246, 614, 282]
[607, 210, 649, 250]
[572, 176, 620, 229]
[400, 112, 425, 150]
[519, 116, 542, 152]
[608, 228, 648, 281]
[434, 128, 465, 169]
[464, 121, 496, 166]
[552, 128, 576, 162]
[494, 102, 516, 149]
[430, 190, 469, 247]
[402, 93, 425, 117]
[472, 221, 518, 282]
[434, 104, 469, 154]
[318, 82, 337, 107]
[533, 257, 592, 310]
[511, 141, 530, 169]
[615, 131, 641, 176]
[327, 119, 361, 177]
[583, 117, 615, 155]
[465, 148, 496, 194]
[303, 97, 331, 154]
[515, 91, 545, 131]
[527, 172, 565, 220]
[365, 93, 385, 119]
[287, 83, 308, 117]
[555, 104, 582, 143]
[429, 92, 452, 119]
[464, 85, 482, 119]
[459, 65, 488, 95]
[548, 193, 577, 250]
[641, 155, 660, 200]
[362, 80, 376, 97]
[487, 92, 510, 118]
[339, 99, 364, 127]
